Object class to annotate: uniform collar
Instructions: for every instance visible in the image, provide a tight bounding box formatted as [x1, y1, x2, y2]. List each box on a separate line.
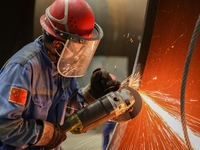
[35, 36, 59, 76]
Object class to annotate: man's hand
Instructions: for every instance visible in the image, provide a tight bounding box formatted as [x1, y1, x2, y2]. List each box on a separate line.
[90, 68, 121, 99]
[34, 120, 66, 149]
[82, 68, 121, 103]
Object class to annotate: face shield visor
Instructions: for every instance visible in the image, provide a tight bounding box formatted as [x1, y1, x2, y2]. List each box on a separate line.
[56, 24, 103, 77]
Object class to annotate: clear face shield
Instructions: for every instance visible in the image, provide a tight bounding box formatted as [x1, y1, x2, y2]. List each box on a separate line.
[56, 24, 103, 77]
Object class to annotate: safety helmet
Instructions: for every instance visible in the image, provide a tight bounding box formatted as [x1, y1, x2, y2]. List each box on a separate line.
[40, 0, 103, 77]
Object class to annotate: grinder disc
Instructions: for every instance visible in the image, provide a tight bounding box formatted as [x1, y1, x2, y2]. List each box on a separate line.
[113, 86, 143, 122]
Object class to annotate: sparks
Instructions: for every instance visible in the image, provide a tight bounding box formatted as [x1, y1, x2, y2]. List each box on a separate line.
[140, 92, 200, 150]
[110, 72, 200, 150]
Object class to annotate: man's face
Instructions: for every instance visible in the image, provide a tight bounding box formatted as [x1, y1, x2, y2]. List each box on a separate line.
[61, 42, 83, 59]
[56, 38, 98, 77]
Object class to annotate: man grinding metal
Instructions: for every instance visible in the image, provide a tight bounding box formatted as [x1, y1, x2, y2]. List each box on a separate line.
[0, 0, 121, 149]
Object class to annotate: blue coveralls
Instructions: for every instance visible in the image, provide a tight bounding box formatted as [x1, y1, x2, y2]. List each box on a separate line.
[102, 121, 116, 150]
[0, 36, 85, 150]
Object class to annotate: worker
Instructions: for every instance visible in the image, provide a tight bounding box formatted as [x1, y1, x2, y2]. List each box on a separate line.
[0, 0, 120, 149]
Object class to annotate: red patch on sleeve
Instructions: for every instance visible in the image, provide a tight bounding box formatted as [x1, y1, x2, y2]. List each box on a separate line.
[9, 86, 27, 105]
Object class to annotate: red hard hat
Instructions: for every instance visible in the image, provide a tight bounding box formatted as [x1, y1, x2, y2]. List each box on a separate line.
[40, 0, 95, 40]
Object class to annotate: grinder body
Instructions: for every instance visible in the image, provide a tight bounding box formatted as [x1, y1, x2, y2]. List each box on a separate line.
[61, 87, 142, 134]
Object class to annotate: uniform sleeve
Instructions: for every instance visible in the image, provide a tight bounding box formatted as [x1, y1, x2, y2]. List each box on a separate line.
[65, 78, 89, 115]
[0, 64, 42, 148]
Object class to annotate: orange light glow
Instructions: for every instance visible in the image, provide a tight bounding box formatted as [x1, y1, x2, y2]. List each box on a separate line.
[110, 90, 200, 150]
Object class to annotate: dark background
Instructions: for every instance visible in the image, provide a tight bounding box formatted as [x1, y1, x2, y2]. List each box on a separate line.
[0, 1, 35, 67]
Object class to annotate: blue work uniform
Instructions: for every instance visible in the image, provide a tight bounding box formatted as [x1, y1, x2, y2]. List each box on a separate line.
[0, 36, 85, 150]
[102, 121, 116, 150]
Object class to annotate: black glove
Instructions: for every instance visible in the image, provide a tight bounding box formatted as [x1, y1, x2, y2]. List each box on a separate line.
[89, 68, 121, 99]
[34, 120, 67, 149]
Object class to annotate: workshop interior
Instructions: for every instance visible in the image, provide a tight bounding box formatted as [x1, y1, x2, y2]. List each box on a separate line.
[0, 0, 200, 150]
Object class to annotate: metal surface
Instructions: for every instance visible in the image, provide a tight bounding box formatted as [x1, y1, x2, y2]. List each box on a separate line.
[108, 0, 200, 149]
[180, 15, 200, 150]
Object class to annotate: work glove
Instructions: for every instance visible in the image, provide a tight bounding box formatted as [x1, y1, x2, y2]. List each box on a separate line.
[82, 68, 121, 103]
[34, 120, 67, 149]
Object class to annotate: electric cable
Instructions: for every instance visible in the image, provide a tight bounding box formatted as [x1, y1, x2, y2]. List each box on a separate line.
[180, 14, 200, 150]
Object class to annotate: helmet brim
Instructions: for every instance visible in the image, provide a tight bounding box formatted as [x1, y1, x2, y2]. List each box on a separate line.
[40, 14, 103, 41]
